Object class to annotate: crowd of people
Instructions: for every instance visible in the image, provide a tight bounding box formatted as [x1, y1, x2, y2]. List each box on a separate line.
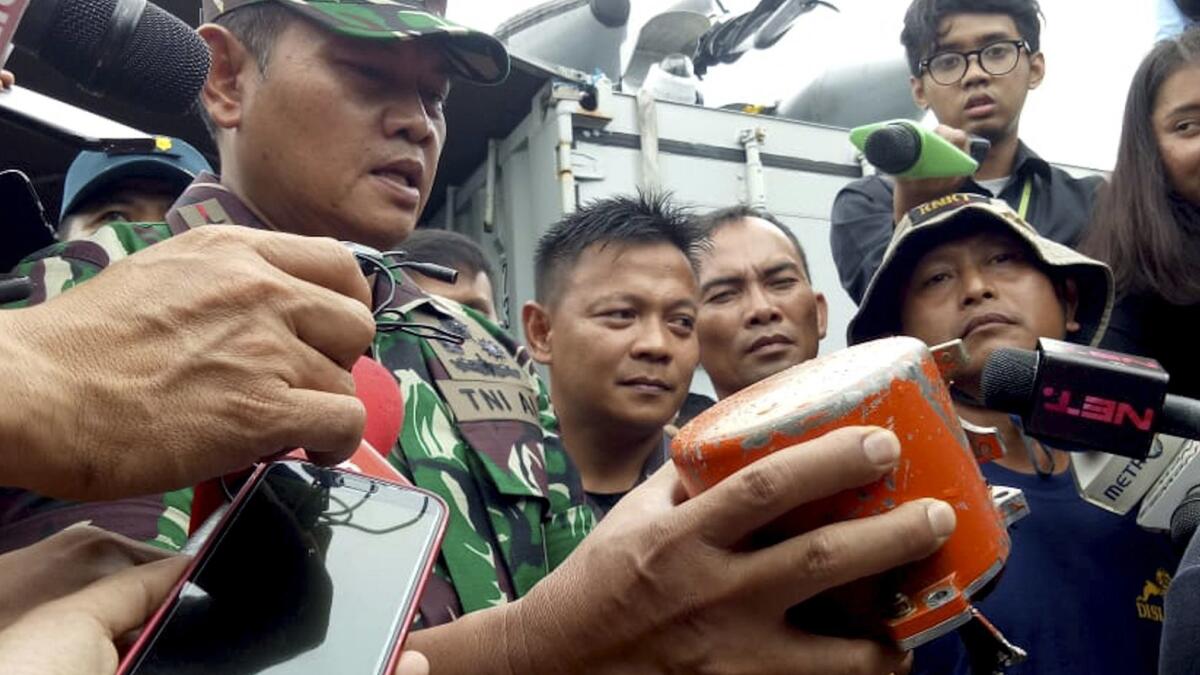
[0, 0, 1198, 673]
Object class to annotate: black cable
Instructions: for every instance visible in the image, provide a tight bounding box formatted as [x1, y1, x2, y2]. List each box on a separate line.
[0, 276, 33, 305]
[321, 492, 430, 535]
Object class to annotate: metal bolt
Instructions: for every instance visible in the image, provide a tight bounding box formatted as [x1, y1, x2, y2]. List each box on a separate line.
[924, 587, 956, 609]
[889, 593, 915, 618]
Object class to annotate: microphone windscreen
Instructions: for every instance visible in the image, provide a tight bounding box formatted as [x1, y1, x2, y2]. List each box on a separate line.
[352, 357, 405, 457]
[863, 123, 921, 175]
[1170, 491, 1200, 552]
[26, 0, 210, 114]
[980, 347, 1039, 413]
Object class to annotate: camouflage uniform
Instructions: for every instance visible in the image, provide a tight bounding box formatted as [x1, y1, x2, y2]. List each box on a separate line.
[3, 173, 597, 624]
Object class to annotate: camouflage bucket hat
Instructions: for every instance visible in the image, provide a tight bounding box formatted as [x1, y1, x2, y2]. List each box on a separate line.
[847, 194, 1114, 347]
[203, 0, 511, 84]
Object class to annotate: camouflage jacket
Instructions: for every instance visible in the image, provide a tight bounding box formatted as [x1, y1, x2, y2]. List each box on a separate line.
[4, 173, 597, 623]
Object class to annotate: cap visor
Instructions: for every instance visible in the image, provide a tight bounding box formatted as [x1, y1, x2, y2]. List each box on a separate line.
[288, 3, 510, 84]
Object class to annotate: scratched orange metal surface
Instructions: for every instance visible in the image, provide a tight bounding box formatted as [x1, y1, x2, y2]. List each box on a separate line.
[672, 337, 1008, 647]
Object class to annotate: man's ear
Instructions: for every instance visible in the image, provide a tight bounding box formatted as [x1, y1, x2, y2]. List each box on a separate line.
[815, 291, 829, 341]
[198, 24, 257, 133]
[521, 301, 554, 365]
[910, 74, 929, 110]
[1061, 278, 1081, 336]
[1027, 50, 1046, 91]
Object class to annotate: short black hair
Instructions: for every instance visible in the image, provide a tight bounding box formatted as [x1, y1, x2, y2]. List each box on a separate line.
[534, 193, 705, 306]
[691, 205, 811, 281]
[198, 4, 296, 138]
[402, 229, 494, 280]
[901, 0, 1044, 76]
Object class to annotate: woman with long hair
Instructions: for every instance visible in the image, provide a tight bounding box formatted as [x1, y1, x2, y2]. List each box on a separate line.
[1084, 27, 1200, 398]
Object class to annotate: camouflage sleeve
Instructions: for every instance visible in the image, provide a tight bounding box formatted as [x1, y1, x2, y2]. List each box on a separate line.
[4, 222, 175, 309]
[2, 221, 192, 553]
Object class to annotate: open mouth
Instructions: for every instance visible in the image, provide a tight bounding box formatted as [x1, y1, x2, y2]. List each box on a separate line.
[370, 159, 424, 200]
[964, 93, 996, 114]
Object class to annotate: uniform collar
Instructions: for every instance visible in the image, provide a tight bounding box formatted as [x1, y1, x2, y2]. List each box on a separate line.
[165, 172, 278, 234]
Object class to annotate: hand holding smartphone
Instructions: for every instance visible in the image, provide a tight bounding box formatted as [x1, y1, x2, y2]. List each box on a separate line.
[119, 461, 446, 675]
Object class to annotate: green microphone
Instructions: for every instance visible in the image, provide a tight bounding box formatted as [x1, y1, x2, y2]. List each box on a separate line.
[850, 119, 985, 178]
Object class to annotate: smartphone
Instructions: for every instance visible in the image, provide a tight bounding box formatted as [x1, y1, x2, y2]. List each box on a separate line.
[0, 169, 54, 272]
[119, 461, 447, 675]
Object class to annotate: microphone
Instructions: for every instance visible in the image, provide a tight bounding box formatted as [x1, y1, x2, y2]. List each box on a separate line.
[1137, 435, 1200, 543]
[0, 0, 30, 68]
[980, 338, 1200, 459]
[11, 0, 210, 114]
[340, 356, 407, 483]
[981, 339, 1200, 527]
[849, 119, 987, 178]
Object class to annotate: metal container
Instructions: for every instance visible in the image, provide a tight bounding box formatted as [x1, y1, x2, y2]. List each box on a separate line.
[672, 336, 1011, 649]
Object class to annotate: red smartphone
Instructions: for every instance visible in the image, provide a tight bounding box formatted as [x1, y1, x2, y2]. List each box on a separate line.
[118, 460, 447, 675]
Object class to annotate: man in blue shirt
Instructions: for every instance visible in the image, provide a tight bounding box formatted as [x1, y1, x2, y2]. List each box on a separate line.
[848, 194, 1177, 674]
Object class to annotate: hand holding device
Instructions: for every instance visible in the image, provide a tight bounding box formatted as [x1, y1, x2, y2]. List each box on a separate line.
[0, 227, 375, 500]
[461, 425, 954, 675]
[671, 337, 1024, 669]
[0, 525, 172, 632]
[121, 461, 446, 675]
[0, 556, 188, 675]
[851, 119, 981, 179]
[851, 120, 995, 225]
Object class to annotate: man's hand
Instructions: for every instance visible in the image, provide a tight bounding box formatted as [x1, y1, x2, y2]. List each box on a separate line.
[0, 226, 376, 500]
[0, 555, 189, 675]
[0, 526, 172, 631]
[0, 70, 13, 90]
[891, 124, 973, 224]
[412, 427, 956, 675]
[395, 651, 429, 675]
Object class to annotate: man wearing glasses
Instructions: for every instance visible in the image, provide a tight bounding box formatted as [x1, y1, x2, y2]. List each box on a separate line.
[830, 0, 1103, 304]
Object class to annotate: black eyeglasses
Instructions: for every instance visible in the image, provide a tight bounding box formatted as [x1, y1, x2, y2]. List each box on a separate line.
[920, 39, 1030, 85]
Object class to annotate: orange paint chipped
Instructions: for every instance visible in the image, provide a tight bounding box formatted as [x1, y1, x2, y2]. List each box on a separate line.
[672, 337, 1008, 648]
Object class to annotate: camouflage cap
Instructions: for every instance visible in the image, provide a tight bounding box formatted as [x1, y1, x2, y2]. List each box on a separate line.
[202, 0, 510, 85]
[847, 193, 1114, 347]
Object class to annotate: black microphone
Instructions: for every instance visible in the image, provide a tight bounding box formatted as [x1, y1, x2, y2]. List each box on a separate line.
[981, 338, 1200, 459]
[1170, 487, 1200, 551]
[12, 0, 210, 114]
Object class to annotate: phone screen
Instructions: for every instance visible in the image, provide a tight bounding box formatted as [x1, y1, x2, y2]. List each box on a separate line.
[0, 169, 54, 272]
[124, 462, 444, 675]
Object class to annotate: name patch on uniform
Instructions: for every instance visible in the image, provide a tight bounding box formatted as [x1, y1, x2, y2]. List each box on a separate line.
[415, 310, 541, 427]
[441, 380, 540, 423]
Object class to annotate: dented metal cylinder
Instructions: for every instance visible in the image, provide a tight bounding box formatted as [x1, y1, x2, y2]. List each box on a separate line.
[672, 336, 1009, 649]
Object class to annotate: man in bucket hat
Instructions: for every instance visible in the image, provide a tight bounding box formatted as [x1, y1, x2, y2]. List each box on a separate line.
[849, 194, 1176, 675]
[5, 2, 963, 672]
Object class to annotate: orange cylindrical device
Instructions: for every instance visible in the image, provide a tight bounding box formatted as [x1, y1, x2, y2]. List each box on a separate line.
[672, 337, 1011, 650]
